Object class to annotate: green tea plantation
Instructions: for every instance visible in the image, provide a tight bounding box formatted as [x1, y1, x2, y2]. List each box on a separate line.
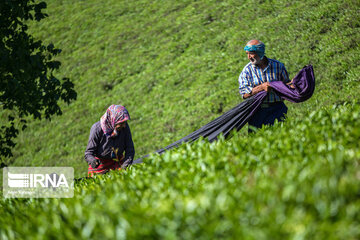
[1, 103, 359, 239]
[1, 0, 359, 239]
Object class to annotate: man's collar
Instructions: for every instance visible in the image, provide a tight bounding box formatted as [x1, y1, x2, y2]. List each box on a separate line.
[251, 56, 269, 71]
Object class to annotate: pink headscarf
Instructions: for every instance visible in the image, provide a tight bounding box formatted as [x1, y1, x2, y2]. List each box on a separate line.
[100, 105, 130, 137]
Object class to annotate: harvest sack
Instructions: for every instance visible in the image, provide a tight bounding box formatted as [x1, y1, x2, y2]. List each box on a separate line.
[133, 65, 315, 164]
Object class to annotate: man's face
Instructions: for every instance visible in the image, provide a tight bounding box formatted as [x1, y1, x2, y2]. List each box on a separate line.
[246, 51, 261, 65]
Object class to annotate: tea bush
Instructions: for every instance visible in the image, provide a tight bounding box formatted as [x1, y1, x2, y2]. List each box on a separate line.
[1, 103, 359, 239]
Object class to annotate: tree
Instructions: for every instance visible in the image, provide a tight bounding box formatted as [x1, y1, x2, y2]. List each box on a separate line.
[0, 0, 77, 160]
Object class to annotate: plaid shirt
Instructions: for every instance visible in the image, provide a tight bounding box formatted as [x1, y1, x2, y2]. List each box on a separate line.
[238, 57, 290, 103]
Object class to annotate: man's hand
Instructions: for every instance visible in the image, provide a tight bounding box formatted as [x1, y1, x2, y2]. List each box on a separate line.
[262, 82, 271, 92]
[243, 82, 271, 99]
[287, 79, 295, 89]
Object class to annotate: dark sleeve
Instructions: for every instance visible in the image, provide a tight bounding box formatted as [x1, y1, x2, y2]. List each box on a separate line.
[123, 123, 135, 161]
[84, 123, 101, 164]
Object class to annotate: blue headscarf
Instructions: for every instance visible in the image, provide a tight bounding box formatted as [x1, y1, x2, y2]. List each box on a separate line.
[244, 43, 265, 59]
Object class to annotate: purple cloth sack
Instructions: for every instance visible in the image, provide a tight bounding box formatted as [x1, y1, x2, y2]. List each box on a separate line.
[270, 65, 315, 103]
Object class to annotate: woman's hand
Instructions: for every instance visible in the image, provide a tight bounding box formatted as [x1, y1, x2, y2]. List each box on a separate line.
[90, 159, 100, 169]
[120, 157, 133, 170]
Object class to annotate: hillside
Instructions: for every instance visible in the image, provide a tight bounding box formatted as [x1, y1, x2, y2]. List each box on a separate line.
[0, 0, 360, 238]
[2, 0, 359, 176]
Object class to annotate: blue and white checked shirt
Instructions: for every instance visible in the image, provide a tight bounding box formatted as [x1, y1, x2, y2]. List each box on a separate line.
[238, 57, 290, 103]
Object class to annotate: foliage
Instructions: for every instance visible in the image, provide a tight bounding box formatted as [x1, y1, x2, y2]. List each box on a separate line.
[0, 0, 77, 158]
[0, 103, 359, 239]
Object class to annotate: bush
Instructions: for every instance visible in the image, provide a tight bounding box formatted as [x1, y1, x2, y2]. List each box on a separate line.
[1, 103, 359, 239]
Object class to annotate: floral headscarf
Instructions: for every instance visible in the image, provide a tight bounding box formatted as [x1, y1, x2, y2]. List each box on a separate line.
[100, 105, 130, 137]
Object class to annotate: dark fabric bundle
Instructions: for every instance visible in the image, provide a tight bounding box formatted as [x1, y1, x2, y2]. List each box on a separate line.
[270, 65, 315, 103]
[133, 65, 315, 164]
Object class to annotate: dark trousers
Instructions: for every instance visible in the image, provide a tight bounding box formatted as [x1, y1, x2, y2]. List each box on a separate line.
[248, 101, 287, 132]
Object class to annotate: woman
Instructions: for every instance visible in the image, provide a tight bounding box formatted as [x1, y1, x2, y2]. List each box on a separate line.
[85, 105, 135, 176]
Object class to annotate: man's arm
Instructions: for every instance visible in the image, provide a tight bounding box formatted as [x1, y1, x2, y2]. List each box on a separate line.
[280, 63, 290, 83]
[282, 64, 296, 89]
[239, 70, 254, 98]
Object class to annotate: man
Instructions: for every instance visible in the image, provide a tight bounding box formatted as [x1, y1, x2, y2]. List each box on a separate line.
[238, 39, 290, 132]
